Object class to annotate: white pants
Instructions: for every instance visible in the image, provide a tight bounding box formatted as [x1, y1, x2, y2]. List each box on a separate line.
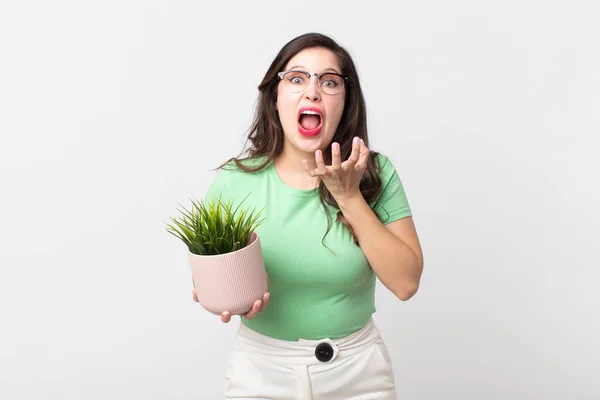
[224, 318, 397, 399]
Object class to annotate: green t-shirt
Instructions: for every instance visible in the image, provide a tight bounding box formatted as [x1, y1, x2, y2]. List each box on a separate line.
[203, 153, 412, 341]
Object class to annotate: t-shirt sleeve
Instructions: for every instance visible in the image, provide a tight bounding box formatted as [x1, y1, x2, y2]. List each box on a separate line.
[371, 154, 412, 224]
[203, 168, 232, 204]
[202, 159, 263, 208]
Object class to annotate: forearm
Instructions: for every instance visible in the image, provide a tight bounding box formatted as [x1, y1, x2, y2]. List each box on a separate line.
[337, 194, 422, 300]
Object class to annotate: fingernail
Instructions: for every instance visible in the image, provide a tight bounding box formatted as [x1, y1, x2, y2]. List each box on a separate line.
[316, 150, 321, 159]
[332, 142, 339, 151]
[354, 137, 359, 144]
[257, 301, 263, 309]
[265, 293, 270, 302]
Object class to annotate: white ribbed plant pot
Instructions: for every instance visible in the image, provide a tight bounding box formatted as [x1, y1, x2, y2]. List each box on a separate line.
[189, 232, 268, 315]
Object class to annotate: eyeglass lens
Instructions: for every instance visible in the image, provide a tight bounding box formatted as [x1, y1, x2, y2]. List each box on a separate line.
[281, 71, 344, 94]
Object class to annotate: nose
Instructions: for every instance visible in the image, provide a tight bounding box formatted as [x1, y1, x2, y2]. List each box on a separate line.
[304, 75, 321, 102]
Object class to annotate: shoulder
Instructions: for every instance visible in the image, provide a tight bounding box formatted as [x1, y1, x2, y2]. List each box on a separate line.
[369, 151, 412, 221]
[214, 156, 271, 181]
[205, 156, 270, 200]
[373, 152, 398, 181]
[374, 152, 392, 169]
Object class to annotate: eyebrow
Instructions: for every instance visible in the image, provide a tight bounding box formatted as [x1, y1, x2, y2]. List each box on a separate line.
[287, 65, 341, 74]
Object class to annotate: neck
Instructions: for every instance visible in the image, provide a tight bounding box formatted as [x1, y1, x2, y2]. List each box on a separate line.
[274, 147, 320, 190]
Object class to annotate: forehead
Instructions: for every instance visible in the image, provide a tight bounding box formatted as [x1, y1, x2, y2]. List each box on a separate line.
[284, 47, 341, 72]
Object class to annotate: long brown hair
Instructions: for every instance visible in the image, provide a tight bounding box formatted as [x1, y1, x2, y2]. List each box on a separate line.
[218, 33, 384, 248]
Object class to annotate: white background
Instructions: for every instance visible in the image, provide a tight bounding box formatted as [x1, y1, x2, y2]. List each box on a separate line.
[1, 1, 598, 399]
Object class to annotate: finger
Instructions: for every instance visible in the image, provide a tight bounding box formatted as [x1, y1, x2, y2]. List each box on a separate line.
[331, 142, 341, 173]
[343, 137, 361, 168]
[221, 311, 231, 323]
[192, 288, 199, 303]
[315, 150, 327, 175]
[354, 138, 370, 171]
[260, 292, 270, 311]
[243, 300, 263, 319]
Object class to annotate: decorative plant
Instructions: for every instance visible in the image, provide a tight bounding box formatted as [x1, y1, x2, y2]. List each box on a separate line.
[165, 194, 265, 256]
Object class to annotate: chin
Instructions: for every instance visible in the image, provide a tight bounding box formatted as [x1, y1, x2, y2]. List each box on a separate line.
[283, 126, 332, 155]
[299, 136, 329, 153]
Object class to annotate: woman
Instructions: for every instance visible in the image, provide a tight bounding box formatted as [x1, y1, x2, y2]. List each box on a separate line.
[193, 32, 424, 399]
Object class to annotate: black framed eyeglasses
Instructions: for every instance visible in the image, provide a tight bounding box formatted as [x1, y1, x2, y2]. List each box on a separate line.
[277, 70, 347, 95]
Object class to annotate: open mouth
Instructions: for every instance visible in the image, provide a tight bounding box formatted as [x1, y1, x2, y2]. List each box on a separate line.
[297, 107, 323, 136]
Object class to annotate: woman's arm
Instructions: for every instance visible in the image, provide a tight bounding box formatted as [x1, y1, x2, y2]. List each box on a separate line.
[337, 194, 423, 301]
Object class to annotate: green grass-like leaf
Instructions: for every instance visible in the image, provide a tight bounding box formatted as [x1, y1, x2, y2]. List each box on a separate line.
[165, 194, 265, 256]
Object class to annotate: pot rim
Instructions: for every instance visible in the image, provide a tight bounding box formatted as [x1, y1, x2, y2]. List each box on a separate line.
[187, 231, 260, 259]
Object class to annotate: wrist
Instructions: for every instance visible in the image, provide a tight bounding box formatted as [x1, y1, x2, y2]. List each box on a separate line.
[335, 191, 366, 212]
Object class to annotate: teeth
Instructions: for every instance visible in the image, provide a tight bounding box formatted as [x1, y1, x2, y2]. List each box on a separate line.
[301, 110, 320, 115]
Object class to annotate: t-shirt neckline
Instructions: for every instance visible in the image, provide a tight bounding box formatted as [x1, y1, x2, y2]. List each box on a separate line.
[267, 161, 319, 197]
